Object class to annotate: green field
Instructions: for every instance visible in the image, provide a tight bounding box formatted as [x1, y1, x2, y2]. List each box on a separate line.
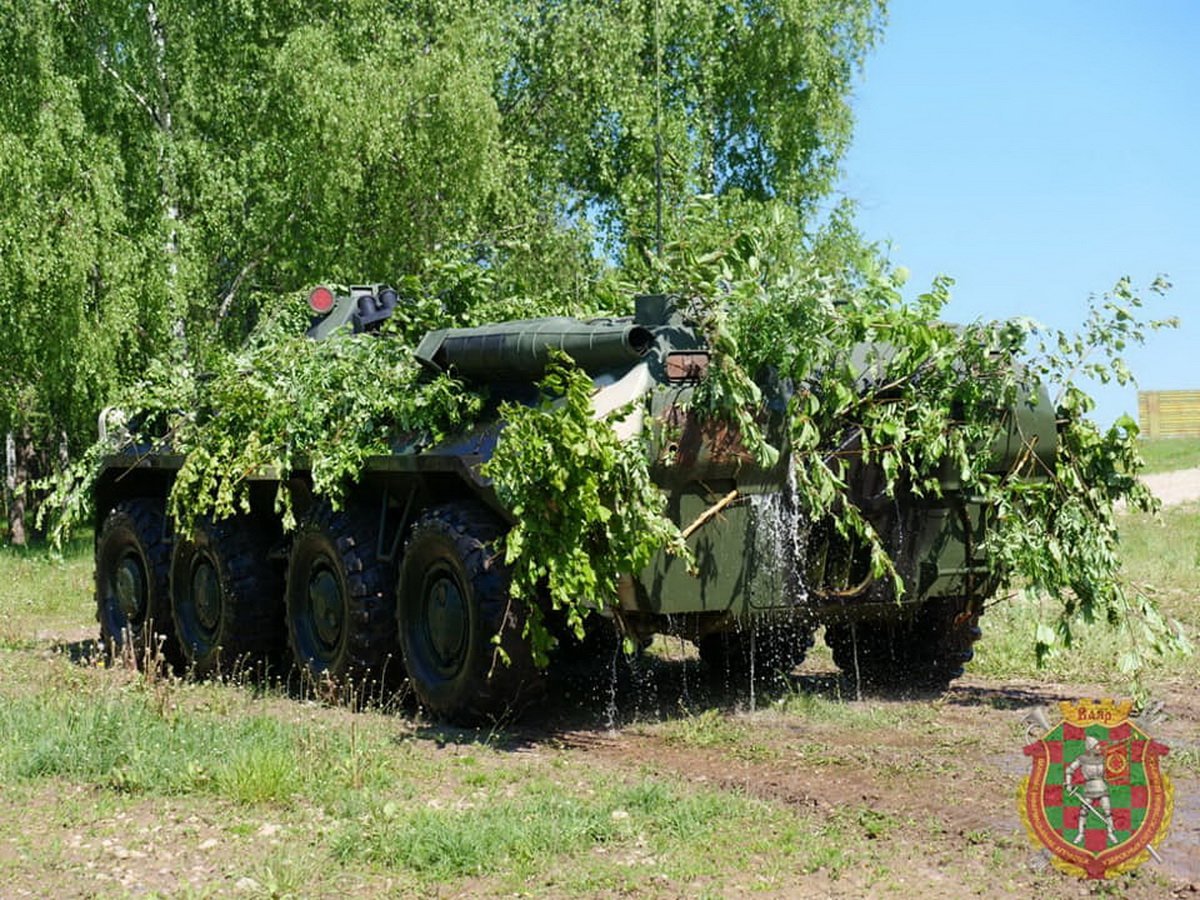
[1137, 437, 1200, 474]
[972, 501, 1199, 684]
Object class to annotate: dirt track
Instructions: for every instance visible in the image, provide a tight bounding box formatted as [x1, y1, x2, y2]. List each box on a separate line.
[535, 657, 1200, 899]
[1142, 466, 1200, 505]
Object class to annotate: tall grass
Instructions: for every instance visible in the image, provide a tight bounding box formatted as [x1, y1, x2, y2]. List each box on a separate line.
[1, 689, 297, 801]
[972, 502, 1199, 684]
[0, 660, 406, 807]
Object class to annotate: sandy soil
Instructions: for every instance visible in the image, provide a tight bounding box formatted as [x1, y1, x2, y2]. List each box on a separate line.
[1142, 467, 1200, 506]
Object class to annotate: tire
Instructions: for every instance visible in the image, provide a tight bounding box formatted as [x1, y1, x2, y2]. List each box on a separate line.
[825, 597, 983, 691]
[95, 498, 180, 666]
[285, 503, 397, 684]
[699, 615, 815, 684]
[397, 502, 540, 724]
[170, 515, 283, 677]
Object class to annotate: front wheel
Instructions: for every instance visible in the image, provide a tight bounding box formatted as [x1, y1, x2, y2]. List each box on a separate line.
[95, 498, 180, 667]
[397, 502, 540, 724]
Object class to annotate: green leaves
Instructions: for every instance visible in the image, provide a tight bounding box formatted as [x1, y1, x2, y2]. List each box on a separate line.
[4, 0, 884, 536]
[44, 308, 484, 540]
[482, 352, 688, 665]
[11, 1, 1186, 689]
[641, 205, 1185, 681]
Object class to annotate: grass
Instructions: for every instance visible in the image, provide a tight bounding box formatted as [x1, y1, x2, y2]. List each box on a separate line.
[966, 455, 1199, 689]
[0, 646, 865, 896]
[0, 669, 392, 804]
[0, 496, 1193, 896]
[770, 683, 939, 728]
[1137, 437, 1200, 474]
[1118, 501, 1200, 590]
[972, 501, 1199, 685]
[0, 539, 841, 894]
[331, 776, 747, 880]
[0, 531, 93, 646]
[649, 707, 748, 747]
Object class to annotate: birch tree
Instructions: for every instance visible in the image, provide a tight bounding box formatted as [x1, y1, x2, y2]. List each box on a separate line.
[0, 0, 887, 540]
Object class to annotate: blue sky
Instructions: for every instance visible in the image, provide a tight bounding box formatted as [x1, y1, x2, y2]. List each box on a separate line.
[841, 1, 1198, 427]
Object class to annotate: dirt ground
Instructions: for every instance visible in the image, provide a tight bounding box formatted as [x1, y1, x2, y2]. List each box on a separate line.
[1141, 466, 1200, 505]
[541, 664, 1200, 899]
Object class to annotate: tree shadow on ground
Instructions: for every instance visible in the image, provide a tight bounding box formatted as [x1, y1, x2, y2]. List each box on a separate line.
[55, 636, 105, 665]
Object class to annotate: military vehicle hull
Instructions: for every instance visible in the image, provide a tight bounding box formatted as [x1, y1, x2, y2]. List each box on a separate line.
[93, 288, 1056, 722]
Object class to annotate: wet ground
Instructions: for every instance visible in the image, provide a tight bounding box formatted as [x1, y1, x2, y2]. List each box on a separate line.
[532, 648, 1200, 897]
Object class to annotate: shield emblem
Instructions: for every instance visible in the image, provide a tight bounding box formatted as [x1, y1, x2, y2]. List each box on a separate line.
[1018, 699, 1173, 879]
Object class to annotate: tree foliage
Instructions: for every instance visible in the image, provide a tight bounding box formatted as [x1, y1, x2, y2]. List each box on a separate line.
[481, 353, 690, 665]
[499, 0, 885, 258]
[46, 236, 1187, 682]
[1, 0, 885, 458]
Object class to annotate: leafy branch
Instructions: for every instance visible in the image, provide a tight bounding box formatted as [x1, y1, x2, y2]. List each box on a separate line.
[42, 307, 483, 539]
[40, 231, 1188, 686]
[481, 353, 690, 665]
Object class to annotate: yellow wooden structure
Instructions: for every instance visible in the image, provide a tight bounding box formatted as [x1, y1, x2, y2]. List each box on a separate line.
[1138, 390, 1200, 438]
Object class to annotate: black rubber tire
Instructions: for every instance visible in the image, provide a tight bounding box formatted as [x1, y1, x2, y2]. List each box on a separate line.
[170, 515, 283, 677]
[285, 503, 398, 684]
[95, 498, 181, 666]
[698, 616, 815, 684]
[825, 597, 983, 691]
[397, 502, 540, 724]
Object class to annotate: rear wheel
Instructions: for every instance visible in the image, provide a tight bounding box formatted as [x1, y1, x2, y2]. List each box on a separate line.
[825, 597, 982, 691]
[95, 498, 180, 666]
[285, 504, 397, 685]
[397, 502, 540, 724]
[170, 515, 283, 677]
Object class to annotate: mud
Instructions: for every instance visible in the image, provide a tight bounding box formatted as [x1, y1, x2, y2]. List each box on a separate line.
[538, 660, 1200, 898]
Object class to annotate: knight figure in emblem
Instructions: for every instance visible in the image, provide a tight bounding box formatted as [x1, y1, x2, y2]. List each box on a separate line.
[1064, 735, 1119, 846]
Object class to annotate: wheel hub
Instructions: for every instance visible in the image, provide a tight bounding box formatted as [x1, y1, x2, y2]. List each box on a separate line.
[425, 573, 467, 672]
[309, 566, 343, 650]
[191, 558, 222, 631]
[114, 555, 145, 621]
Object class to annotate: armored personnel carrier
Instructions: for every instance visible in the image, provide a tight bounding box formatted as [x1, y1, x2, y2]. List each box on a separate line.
[92, 286, 1056, 722]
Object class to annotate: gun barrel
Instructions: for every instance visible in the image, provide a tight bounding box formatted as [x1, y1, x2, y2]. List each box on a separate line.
[415, 318, 656, 380]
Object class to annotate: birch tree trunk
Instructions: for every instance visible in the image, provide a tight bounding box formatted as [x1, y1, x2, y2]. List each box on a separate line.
[145, 0, 186, 352]
[5, 427, 32, 547]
